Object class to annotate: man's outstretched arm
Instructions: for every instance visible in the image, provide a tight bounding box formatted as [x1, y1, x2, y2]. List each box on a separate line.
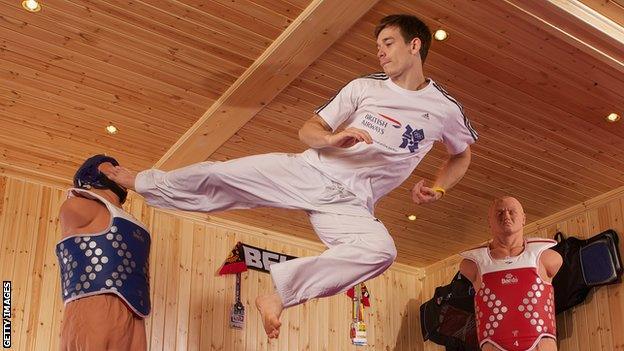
[412, 146, 472, 204]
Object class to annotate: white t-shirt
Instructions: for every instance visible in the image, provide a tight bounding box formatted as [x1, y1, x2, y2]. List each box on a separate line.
[301, 73, 478, 212]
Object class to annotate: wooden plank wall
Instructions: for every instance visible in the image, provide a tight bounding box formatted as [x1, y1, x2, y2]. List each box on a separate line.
[421, 187, 624, 351]
[0, 173, 425, 351]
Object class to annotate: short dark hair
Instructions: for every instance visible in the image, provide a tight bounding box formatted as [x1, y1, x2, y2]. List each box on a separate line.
[374, 14, 432, 63]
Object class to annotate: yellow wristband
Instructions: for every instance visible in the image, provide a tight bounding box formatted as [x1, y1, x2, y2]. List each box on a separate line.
[432, 186, 446, 197]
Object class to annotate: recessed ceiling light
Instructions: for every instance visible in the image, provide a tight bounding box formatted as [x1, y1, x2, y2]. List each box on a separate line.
[606, 113, 620, 122]
[433, 29, 448, 41]
[22, 0, 41, 12]
[106, 124, 118, 134]
[406, 214, 417, 221]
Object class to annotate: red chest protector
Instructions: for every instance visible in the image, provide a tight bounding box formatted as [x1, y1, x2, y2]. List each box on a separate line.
[461, 239, 557, 351]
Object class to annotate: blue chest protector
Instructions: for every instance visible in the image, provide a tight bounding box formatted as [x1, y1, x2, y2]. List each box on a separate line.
[56, 189, 151, 317]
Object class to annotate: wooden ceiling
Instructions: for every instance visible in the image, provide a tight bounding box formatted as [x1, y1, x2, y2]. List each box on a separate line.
[1, 0, 623, 266]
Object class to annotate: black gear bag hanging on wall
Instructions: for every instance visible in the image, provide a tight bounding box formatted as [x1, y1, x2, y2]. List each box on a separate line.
[551, 229, 623, 314]
[420, 272, 479, 351]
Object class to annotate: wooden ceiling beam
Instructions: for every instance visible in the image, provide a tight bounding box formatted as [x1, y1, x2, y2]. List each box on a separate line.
[549, 0, 624, 41]
[156, 0, 380, 170]
[502, 0, 624, 74]
[577, 0, 624, 28]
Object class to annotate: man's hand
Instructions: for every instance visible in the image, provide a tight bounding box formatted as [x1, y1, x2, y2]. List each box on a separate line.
[411, 146, 471, 205]
[325, 127, 373, 148]
[411, 180, 443, 205]
[299, 115, 375, 149]
[98, 162, 136, 191]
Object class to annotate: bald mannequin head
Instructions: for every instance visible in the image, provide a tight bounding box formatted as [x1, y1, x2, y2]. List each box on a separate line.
[488, 196, 526, 238]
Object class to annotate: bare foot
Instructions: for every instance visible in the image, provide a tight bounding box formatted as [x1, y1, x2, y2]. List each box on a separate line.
[98, 163, 137, 191]
[255, 293, 283, 339]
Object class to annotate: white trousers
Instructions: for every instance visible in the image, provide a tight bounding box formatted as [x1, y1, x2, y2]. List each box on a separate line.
[135, 153, 397, 307]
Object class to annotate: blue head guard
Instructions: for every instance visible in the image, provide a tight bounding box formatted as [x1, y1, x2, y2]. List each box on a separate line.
[73, 155, 128, 204]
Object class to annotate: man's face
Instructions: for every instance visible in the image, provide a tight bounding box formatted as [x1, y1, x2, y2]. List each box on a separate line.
[488, 197, 526, 236]
[376, 26, 420, 77]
